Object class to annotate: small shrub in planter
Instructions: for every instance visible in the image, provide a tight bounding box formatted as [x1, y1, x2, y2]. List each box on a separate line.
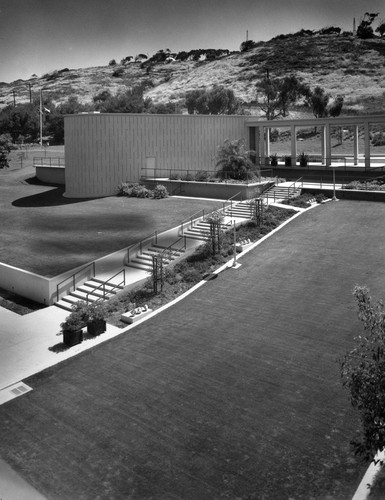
[152, 184, 169, 199]
[182, 173, 195, 181]
[71, 301, 107, 336]
[60, 309, 85, 347]
[284, 156, 292, 166]
[169, 172, 181, 180]
[270, 154, 278, 166]
[298, 152, 309, 167]
[194, 170, 209, 182]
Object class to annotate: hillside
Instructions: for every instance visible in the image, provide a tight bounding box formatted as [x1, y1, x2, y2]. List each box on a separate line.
[2, 32, 385, 115]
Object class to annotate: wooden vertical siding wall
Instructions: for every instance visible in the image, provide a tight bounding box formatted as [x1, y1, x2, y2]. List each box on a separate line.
[64, 113, 246, 198]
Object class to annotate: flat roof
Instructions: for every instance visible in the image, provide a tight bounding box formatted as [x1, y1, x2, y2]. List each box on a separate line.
[245, 114, 385, 127]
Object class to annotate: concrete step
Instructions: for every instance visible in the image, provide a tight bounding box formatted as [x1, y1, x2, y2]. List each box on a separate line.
[128, 259, 153, 271]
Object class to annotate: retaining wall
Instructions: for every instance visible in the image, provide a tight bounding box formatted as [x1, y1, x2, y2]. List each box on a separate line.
[35, 166, 65, 185]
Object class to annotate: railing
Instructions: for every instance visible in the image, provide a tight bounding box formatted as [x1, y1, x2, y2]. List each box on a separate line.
[86, 269, 126, 304]
[56, 262, 96, 302]
[288, 177, 303, 197]
[33, 157, 65, 167]
[127, 231, 158, 262]
[159, 236, 187, 263]
[142, 167, 266, 185]
[180, 209, 206, 235]
[221, 191, 243, 213]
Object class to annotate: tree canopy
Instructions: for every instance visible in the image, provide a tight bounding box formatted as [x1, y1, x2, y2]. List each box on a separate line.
[340, 285, 385, 463]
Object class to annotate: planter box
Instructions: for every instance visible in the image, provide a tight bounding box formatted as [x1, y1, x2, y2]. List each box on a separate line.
[121, 306, 152, 324]
[144, 179, 271, 201]
[63, 329, 83, 347]
[87, 319, 106, 336]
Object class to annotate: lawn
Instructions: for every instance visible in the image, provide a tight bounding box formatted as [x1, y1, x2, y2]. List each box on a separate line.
[0, 157, 220, 277]
[1, 200, 384, 499]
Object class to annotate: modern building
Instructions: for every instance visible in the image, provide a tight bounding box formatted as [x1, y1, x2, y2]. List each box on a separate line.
[64, 113, 385, 198]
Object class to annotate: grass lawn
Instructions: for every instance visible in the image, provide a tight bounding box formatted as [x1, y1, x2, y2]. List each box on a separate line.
[1, 200, 384, 499]
[0, 157, 220, 277]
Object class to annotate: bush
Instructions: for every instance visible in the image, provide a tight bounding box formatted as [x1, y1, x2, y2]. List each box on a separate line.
[182, 173, 195, 181]
[152, 184, 169, 199]
[194, 170, 209, 181]
[116, 182, 152, 198]
[216, 138, 259, 181]
[112, 67, 124, 77]
[371, 132, 385, 147]
[169, 172, 181, 180]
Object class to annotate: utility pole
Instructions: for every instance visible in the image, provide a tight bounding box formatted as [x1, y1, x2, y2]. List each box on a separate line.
[28, 83, 32, 104]
[12, 90, 16, 107]
[246, 30, 248, 41]
[39, 89, 43, 148]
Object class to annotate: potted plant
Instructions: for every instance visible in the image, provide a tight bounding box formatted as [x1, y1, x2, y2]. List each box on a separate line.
[61, 309, 85, 347]
[284, 155, 292, 167]
[298, 152, 309, 167]
[85, 301, 107, 336]
[269, 154, 278, 166]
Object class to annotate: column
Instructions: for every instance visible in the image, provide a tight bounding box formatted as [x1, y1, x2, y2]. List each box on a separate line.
[291, 125, 296, 166]
[259, 126, 265, 166]
[353, 125, 359, 166]
[321, 126, 326, 164]
[325, 123, 331, 166]
[364, 121, 370, 169]
[265, 128, 271, 158]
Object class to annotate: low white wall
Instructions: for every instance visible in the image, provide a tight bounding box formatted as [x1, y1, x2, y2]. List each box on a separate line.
[0, 263, 52, 305]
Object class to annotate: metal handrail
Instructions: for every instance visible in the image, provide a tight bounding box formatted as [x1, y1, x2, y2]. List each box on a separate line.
[127, 231, 158, 261]
[221, 191, 243, 213]
[159, 236, 187, 263]
[288, 177, 303, 197]
[180, 209, 205, 234]
[33, 157, 65, 167]
[86, 269, 126, 304]
[56, 262, 96, 302]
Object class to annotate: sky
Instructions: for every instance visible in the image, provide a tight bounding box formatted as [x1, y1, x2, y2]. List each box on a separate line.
[0, 0, 384, 83]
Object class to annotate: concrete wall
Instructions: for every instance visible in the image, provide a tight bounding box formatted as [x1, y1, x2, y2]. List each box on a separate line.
[64, 114, 246, 198]
[35, 166, 65, 185]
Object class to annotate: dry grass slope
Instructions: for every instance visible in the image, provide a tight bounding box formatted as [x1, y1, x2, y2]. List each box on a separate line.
[1, 33, 385, 115]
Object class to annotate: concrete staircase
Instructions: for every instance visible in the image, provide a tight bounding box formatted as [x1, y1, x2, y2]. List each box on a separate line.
[55, 277, 125, 312]
[55, 201, 257, 312]
[263, 184, 302, 202]
[128, 243, 187, 272]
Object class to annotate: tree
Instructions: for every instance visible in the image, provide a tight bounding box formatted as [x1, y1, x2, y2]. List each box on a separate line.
[205, 210, 224, 255]
[357, 12, 379, 39]
[255, 77, 284, 120]
[307, 86, 329, 118]
[94, 86, 151, 113]
[0, 133, 14, 168]
[329, 95, 344, 118]
[215, 138, 258, 180]
[255, 74, 309, 120]
[376, 20, 385, 37]
[240, 40, 257, 52]
[185, 85, 243, 115]
[340, 285, 385, 463]
[279, 75, 310, 117]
